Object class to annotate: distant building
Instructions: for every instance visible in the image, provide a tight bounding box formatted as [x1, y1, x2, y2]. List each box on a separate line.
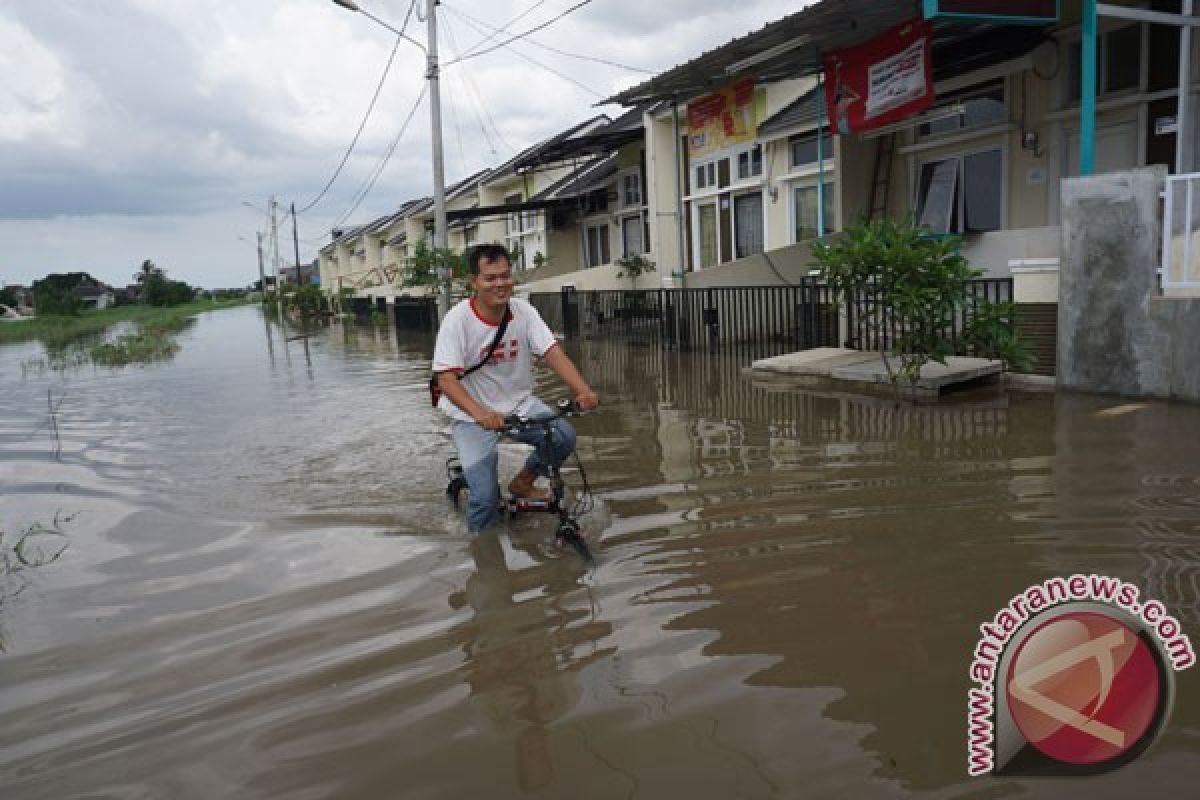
[280, 260, 319, 287]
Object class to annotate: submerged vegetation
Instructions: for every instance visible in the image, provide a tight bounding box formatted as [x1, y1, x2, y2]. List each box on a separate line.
[0, 297, 248, 347]
[12, 299, 245, 371]
[1, 512, 74, 602]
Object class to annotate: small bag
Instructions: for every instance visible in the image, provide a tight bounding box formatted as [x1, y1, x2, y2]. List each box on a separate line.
[430, 307, 510, 408]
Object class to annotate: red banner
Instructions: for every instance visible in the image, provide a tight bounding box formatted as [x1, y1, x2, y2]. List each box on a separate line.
[822, 18, 934, 135]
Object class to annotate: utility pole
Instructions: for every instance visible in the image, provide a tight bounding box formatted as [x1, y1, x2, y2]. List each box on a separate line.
[269, 196, 282, 296]
[255, 232, 267, 299]
[426, 0, 451, 322]
[291, 202, 303, 285]
[332, 0, 450, 322]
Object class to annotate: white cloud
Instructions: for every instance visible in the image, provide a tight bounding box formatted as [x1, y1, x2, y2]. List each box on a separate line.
[0, 0, 817, 289]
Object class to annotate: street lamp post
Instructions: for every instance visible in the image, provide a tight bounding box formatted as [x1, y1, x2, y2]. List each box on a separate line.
[332, 0, 451, 323]
[238, 233, 268, 297]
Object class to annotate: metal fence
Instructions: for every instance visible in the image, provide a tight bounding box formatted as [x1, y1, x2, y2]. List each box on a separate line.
[1161, 172, 1200, 290]
[844, 278, 1013, 354]
[530, 282, 839, 360]
[393, 296, 436, 331]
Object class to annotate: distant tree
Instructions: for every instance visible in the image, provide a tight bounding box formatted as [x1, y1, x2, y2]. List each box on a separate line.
[142, 270, 195, 307]
[31, 273, 97, 316]
[133, 259, 165, 286]
[0, 287, 17, 307]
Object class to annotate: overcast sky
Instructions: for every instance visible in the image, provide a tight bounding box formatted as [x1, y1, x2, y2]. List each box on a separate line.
[1, 0, 808, 289]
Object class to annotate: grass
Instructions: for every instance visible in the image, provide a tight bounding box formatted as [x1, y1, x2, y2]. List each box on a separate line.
[0, 297, 251, 348]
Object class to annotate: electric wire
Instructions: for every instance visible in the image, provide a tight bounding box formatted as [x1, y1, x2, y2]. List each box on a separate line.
[445, 8, 604, 97]
[444, 0, 594, 65]
[295, 0, 418, 215]
[446, 0, 548, 61]
[444, 14, 513, 155]
[439, 14, 500, 158]
[444, 4, 653, 74]
[330, 83, 429, 230]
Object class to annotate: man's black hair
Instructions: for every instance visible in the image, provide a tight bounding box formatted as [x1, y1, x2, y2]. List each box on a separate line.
[467, 243, 510, 276]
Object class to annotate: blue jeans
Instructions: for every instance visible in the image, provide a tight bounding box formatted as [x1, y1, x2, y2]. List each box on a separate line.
[451, 398, 577, 532]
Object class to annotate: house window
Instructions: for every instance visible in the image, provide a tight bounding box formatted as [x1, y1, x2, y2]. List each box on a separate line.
[621, 215, 645, 256]
[918, 80, 1006, 138]
[733, 192, 764, 258]
[695, 162, 716, 190]
[585, 224, 610, 267]
[736, 144, 763, 180]
[584, 190, 608, 214]
[504, 193, 522, 235]
[622, 172, 642, 207]
[793, 183, 836, 242]
[915, 148, 1003, 234]
[1066, 24, 1142, 103]
[790, 131, 834, 169]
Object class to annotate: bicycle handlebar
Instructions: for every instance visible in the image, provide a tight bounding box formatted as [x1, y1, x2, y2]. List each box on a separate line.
[502, 399, 591, 434]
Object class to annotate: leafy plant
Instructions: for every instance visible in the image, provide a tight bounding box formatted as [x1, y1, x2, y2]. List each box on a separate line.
[963, 300, 1034, 373]
[402, 238, 470, 293]
[812, 220, 1002, 401]
[615, 254, 656, 283]
[286, 284, 325, 315]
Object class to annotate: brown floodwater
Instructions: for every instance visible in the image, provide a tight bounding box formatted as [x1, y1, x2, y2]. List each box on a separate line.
[1, 304, 1199, 798]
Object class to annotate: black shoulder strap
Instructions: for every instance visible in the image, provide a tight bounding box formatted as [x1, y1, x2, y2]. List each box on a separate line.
[461, 305, 510, 378]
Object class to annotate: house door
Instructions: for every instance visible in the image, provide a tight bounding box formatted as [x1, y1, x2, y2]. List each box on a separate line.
[733, 192, 765, 258]
[1065, 121, 1138, 177]
[697, 202, 718, 269]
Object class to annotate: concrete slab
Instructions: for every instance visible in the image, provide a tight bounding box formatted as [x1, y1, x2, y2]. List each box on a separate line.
[751, 347, 877, 377]
[831, 356, 1003, 390]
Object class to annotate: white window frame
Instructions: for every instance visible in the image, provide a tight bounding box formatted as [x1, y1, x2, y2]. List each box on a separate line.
[692, 198, 722, 270]
[618, 167, 643, 209]
[1058, 21, 1148, 111]
[915, 79, 1008, 143]
[912, 143, 1008, 235]
[619, 212, 647, 257]
[787, 130, 834, 171]
[787, 175, 838, 244]
[734, 142, 764, 181]
[731, 188, 767, 259]
[584, 220, 611, 268]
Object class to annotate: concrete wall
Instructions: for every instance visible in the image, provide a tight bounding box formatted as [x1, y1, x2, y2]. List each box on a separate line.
[1059, 166, 1200, 402]
[682, 241, 819, 288]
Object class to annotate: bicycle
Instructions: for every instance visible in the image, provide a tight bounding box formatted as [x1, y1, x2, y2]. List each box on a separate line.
[446, 399, 596, 565]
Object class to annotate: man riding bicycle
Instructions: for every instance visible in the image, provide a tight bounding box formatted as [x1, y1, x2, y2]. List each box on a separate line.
[432, 243, 599, 532]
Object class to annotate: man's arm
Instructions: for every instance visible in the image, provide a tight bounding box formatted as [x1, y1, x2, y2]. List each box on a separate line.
[541, 344, 599, 410]
[437, 371, 505, 430]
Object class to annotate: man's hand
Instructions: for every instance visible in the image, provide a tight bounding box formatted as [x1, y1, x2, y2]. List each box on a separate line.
[575, 388, 599, 412]
[474, 409, 507, 431]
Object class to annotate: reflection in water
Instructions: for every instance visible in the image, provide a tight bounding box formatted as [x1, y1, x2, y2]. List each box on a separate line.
[0, 309, 1198, 798]
[451, 534, 614, 792]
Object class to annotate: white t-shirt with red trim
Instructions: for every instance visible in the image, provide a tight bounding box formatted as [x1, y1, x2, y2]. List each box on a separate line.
[432, 296, 558, 423]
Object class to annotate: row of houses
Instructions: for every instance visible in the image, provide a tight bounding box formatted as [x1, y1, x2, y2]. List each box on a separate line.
[319, 0, 1200, 302]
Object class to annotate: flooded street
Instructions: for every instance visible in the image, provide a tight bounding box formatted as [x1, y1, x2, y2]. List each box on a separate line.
[2, 304, 1200, 798]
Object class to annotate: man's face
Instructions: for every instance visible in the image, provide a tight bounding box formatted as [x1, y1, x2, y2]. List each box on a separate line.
[470, 255, 513, 307]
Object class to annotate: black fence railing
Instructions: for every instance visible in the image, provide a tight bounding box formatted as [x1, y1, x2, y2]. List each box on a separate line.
[529, 278, 1013, 360]
[844, 278, 1013, 353]
[530, 282, 839, 360]
[393, 296, 436, 331]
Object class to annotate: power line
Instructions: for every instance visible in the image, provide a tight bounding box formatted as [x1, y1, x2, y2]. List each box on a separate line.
[295, 0, 418, 215]
[444, 4, 653, 74]
[444, 0, 594, 65]
[332, 83, 429, 230]
[444, 7, 604, 97]
[440, 13, 508, 157]
[448, 0, 548, 60]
